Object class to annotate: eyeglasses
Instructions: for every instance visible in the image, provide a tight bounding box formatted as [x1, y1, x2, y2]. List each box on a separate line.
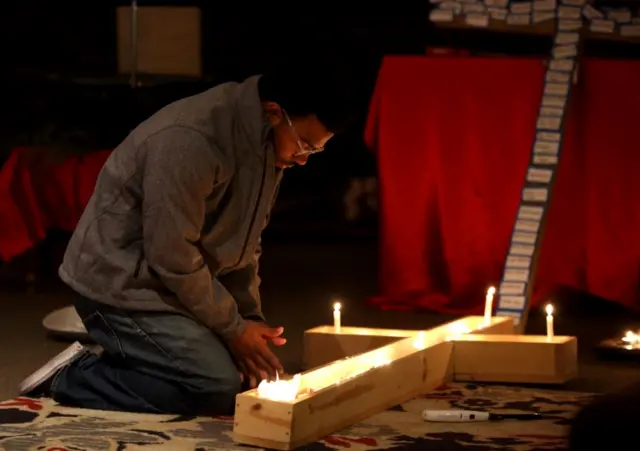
[283, 110, 324, 157]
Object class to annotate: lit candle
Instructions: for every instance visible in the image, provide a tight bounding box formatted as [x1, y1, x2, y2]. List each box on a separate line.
[413, 332, 426, 349]
[445, 324, 473, 341]
[545, 303, 554, 339]
[333, 302, 342, 332]
[484, 286, 496, 325]
[622, 331, 640, 346]
[256, 373, 301, 402]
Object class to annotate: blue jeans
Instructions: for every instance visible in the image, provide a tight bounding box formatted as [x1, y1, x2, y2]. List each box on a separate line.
[51, 295, 242, 415]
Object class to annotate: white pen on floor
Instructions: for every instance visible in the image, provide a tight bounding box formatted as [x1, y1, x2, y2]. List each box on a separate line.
[422, 409, 542, 422]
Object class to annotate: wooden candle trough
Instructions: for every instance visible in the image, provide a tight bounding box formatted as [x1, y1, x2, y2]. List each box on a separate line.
[304, 316, 516, 368]
[233, 316, 578, 449]
[233, 316, 545, 450]
[453, 334, 577, 384]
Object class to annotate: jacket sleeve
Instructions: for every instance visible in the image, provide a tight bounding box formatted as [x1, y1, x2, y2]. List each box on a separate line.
[141, 126, 246, 342]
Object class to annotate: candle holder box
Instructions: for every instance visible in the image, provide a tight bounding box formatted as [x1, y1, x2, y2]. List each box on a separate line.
[234, 316, 577, 450]
[303, 316, 516, 369]
[452, 334, 577, 384]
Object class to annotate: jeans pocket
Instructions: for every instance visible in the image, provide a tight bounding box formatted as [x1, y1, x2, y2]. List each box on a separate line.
[81, 310, 127, 359]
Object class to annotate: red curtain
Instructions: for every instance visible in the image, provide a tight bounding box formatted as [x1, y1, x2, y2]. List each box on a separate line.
[365, 56, 640, 314]
[0, 148, 111, 262]
[581, 60, 640, 306]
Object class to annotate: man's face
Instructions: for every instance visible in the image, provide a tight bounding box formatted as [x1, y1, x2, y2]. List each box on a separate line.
[264, 102, 333, 169]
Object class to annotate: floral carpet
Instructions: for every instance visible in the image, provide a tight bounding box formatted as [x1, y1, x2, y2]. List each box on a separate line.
[0, 383, 594, 450]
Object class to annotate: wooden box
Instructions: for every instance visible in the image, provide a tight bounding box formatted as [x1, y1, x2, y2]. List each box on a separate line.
[116, 6, 202, 77]
[303, 316, 516, 369]
[233, 315, 578, 449]
[303, 327, 413, 369]
[234, 316, 495, 450]
[452, 334, 578, 384]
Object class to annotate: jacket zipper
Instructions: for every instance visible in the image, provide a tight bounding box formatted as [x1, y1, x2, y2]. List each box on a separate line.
[235, 156, 268, 268]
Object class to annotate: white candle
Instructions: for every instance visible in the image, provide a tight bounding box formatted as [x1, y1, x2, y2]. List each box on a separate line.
[545, 303, 554, 339]
[333, 302, 342, 332]
[484, 286, 496, 325]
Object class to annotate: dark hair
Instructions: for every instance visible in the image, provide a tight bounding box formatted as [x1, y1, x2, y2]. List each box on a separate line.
[258, 63, 355, 134]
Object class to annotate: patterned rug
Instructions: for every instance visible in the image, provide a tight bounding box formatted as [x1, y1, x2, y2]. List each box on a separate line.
[0, 383, 594, 450]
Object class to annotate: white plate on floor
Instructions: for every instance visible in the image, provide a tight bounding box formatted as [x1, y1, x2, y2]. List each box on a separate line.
[42, 305, 91, 340]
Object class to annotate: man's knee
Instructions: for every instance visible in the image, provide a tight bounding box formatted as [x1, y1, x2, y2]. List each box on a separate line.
[170, 334, 243, 414]
[184, 372, 242, 416]
[133, 371, 242, 415]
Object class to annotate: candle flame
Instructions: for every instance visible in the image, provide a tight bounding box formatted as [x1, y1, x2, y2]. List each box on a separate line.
[334, 352, 392, 386]
[449, 324, 472, 336]
[445, 324, 473, 341]
[487, 286, 496, 296]
[622, 330, 640, 345]
[545, 304, 554, 315]
[373, 351, 391, 367]
[256, 374, 302, 402]
[333, 302, 341, 311]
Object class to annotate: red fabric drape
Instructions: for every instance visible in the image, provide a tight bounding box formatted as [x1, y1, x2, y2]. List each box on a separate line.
[581, 61, 640, 305]
[365, 56, 640, 314]
[0, 148, 111, 262]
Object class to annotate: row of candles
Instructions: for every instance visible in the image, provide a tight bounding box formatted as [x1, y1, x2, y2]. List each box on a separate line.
[258, 292, 639, 402]
[333, 290, 557, 339]
[483, 288, 640, 348]
[258, 292, 555, 402]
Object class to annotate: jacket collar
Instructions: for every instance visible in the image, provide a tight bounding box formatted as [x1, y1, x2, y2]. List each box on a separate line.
[233, 75, 273, 160]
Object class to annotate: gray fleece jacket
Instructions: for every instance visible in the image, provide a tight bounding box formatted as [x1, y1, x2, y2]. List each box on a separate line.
[59, 75, 282, 343]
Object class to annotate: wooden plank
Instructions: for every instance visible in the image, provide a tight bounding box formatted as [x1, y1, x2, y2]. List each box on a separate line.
[452, 334, 578, 384]
[303, 316, 516, 369]
[434, 16, 640, 44]
[303, 329, 404, 369]
[234, 339, 452, 450]
[436, 16, 556, 36]
[234, 316, 506, 449]
[474, 316, 518, 334]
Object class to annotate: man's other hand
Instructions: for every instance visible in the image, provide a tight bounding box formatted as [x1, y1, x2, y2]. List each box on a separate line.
[230, 320, 285, 387]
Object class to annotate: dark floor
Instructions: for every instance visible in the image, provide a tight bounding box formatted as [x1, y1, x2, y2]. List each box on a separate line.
[1, 237, 639, 401]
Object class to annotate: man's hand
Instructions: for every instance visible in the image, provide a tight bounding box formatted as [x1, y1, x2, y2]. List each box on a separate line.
[229, 320, 286, 387]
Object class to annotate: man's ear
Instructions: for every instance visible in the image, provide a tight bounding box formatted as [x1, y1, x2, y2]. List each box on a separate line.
[263, 102, 284, 127]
